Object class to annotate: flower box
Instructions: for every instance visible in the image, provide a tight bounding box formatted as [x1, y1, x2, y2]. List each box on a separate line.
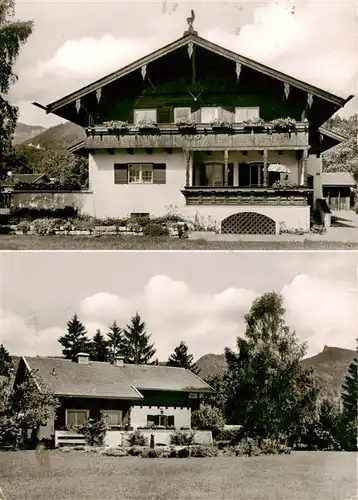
[210, 119, 234, 134]
[137, 119, 160, 135]
[176, 119, 197, 134]
[103, 120, 130, 135]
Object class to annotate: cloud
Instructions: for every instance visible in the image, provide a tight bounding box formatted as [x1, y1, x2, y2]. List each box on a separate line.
[2, 273, 356, 361]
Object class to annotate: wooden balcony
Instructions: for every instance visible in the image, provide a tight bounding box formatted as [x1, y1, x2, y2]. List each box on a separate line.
[84, 122, 309, 151]
[181, 186, 312, 206]
[0, 186, 13, 215]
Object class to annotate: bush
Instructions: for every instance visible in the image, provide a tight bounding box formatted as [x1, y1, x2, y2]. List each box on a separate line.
[33, 218, 58, 235]
[0, 225, 12, 234]
[177, 447, 190, 458]
[143, 223, 169, 238]
[190, 445, 219, 458]
[192, 405, 225, 433]
[127, 445, 148, 456]
[168, 448, 178, 458]
[10, 206, 77, 222]
[79, 418, 107, 447]
[102, 448, 127, 457]
[170, 430, 196, 446]
[128, 430, 148, 447]
[215, 428, 243, 445]
[259, 439, 282, 455]
[16, 220, 31, 233]
[234, 438, 262, 457]
[147, 448, 160, 458]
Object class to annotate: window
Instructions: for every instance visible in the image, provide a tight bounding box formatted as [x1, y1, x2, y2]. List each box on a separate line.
[66, 410, 89, 427]
[134, 109, 157, 124]
[201, 107, 220, 123]
[235, 107, 260, 122]
[128, 164, 153, 183]
[101, 410, 122, 428]
[174, 107, 191, 122]
[147, 414, 175, 427]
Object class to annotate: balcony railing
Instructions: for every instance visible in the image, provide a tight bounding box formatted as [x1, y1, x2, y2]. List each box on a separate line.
[0, 186, 13, 215]
[181, 186, 312, 206]
[84, 122, 310, 151]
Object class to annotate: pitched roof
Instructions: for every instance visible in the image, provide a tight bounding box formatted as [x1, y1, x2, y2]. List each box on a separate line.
[35, 32, 352, 116]
[22, 356, 213, 399]
[10, 173, 46, 184]
[321, 172, 356, 186]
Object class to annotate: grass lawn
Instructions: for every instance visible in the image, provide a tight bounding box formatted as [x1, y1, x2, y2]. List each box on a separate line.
[0, 235, 357, 250]
[0, 451, 356, 500]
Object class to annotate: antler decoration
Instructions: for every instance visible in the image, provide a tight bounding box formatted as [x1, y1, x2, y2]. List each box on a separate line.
[188, 42, 194, 59]
[96, 88, 102, 103]
[75, 98, 81, 113]
[236, 62, 242, 81]
[186, 9, 195, 28]
[307, 93, 313, 109]
[141, 65, 147, 80]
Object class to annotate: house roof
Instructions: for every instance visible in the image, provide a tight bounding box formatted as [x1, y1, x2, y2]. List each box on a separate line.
[34, 32, 352, 117]
[321, 172, 356, 187]
[10, 173, 46, 184]
[22, 356, 213, 399]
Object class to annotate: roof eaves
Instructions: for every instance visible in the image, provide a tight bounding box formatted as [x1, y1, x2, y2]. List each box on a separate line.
[318, 126, 348, 142]
[22, 356, 42, 392]
[40, 33, 350, 115]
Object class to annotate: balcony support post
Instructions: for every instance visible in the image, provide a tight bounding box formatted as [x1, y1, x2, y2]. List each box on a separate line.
[300, 149, 308, 186]
[184, 149, 191, 187]
[263, 149, 268, 187]
[224, 149, 229, 186]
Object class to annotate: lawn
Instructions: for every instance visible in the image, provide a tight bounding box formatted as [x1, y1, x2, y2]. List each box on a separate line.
[0, 451, 356, 500]
[0, 235, 357, 250]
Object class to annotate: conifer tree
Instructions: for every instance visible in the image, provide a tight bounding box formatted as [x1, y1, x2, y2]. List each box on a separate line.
[340, 339, 358, 450]
[167, 341, 200, 374]
[58, 314, 91, 360]
[90, 329, 109, 362]
[122, 312, 156, 364]
[107, 321, 125, 362]
[0, 344, 14, 377]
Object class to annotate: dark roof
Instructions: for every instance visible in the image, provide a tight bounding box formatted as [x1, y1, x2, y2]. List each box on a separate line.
[35, 32, 352, 116]
[318, 126, 348, 143]
[321, 172, 356, 186]
[22, 356, 213, 399]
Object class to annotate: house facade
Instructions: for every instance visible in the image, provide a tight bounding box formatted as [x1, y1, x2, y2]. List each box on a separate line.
[15, 354, 213, 446]
[35, 17, 353, 234]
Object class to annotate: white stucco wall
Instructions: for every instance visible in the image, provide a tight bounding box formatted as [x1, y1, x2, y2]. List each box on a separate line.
[130, 405, 191, 430]
[307, 154, 323, 200]
[84, 148, 310, 231]
[104, 429, 213, 447]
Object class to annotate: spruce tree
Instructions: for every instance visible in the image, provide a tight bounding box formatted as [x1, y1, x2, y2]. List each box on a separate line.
[122, 312, 156, 364]
[107, 321, 124, 362]
[341, 339, 358, 450]
[1, 0, 34, 177]
[167, 341, 200, 374]
[90, 329, 109, 362]
[0, 344, 14, 377]
[58, 314, 91, 360]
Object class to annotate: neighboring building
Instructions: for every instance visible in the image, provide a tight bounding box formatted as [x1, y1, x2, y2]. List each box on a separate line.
[34, 16, 353, 234]
[14, 354, 213, 446]
[321, 172, 356, 211]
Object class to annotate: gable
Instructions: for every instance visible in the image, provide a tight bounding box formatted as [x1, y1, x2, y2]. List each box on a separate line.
[34, 32, 352, 128]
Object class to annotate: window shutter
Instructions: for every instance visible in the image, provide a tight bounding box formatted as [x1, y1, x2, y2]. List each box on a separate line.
[228, 163, 234, 186]
[114, 164, 128, 184]
[191, 109, 201, 122]
[147, 415, 155, 423]
[168, 416, 175, 427]
[153, 164, 166, 184]
[157, 107, 172, 124]
[154, 415, 160, 425]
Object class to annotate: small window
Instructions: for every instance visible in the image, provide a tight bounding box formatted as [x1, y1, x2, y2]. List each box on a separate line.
[128, 163, 153, 184]
[174, 107, 191, 122]
[147, 414, 175, 427]
[235, 107, 260, 122]
[66, 410, 89, 427]
[201, 107, 220, 123]
[101, 410, 122, 428]
[189, 393, 198, 399]
[134, 109, 157, 124]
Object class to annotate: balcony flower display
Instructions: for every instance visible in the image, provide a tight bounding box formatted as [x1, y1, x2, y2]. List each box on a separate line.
[268, 117, 297, 137]
[209, 119, 234, 134]
[103, 120, 130, 134]
[137, 119, 160, 135]
[176, 118, 197, 134]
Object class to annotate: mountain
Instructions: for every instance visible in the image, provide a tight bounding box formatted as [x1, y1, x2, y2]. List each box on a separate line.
[13, 123, 46, 145]
[21, 122, 85, 149]
[196, 346, 356, 399]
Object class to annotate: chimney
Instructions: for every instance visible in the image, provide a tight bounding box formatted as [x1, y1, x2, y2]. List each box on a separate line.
[113, 356, 124, 367]
[76, 352, 89, 364]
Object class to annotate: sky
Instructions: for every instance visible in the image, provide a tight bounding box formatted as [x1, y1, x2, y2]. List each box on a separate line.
[7, 0, 358, 127]
[1, 251, 357, 360]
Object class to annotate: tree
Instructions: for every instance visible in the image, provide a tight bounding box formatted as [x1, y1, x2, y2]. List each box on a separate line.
[58, 313, 91, 361]
[0, 368, 59, 449]
[224, 292, 320, 441]
[340, 339, 357, 450]
[122, 312, 156, 364]
[0, 344, 14, 377]
[0, 0, 34, 178]
[191, 404, 225, 434]
[106, 321, 124, 362]
[89, 329, 109, 362]
[167, 341, 200, 374]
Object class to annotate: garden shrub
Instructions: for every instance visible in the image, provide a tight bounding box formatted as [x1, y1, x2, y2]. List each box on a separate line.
[177, 447, 190, 458]
[127, 446, 149, 456]
[190, 445, 219, 458]
[16, 220, 31, 233]
[147, 448, 160, 458]
[168, 448, 178, 458]
[0, 225, 12, 234]
[33, 218, 59, 235]
[143, 222, 169, 238]
[192, 405, 225, 434]
[128, 430, 148, 447]
[10, 206, 77, 221]
[234, 438, 261, 457]
[215, 428, 243, 445]
[79, 418, 107, 447]
[170, 430, 196, 446]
